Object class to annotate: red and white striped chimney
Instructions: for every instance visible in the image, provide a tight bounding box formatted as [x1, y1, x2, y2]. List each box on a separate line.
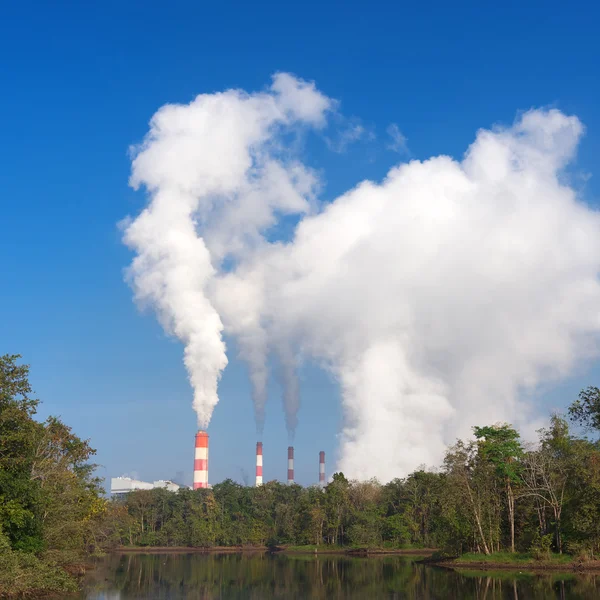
[287, 446, 294, 484]
[193, 431, 209, 489]
[319, 451, 325, 486]
[255, 442, 263, 486]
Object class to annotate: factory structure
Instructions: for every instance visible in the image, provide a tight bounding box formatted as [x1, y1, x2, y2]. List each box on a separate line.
[319, 450, 326, 485]
[110, 477, 182, 498]
[194, 431, 325, 490]
[111, 431, 326, 497]
[192, 430, 325, 489]
[255, 441, 263, 486]
[287, 446, 295, 484]
[193, 431, 210, 489]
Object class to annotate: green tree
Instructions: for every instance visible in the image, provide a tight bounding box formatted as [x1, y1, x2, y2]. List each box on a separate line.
[444, 439, 503, 555]
[521, 416, 572, 553]
[0, 354, 107, 595]
[473, 424, 523, 552]
[297, 485, 325, 545]
[324, 473, 350, 545]
[0, 354, 44, 551]
[385, 471, 443, 547]
[32, 416, 103, 558]
[347, 480, 383, 547]
[569, 386, 600, 432]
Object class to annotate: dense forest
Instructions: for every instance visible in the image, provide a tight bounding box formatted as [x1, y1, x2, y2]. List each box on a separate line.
[2, 353, 600, 595]
[114, 409, 600, 557]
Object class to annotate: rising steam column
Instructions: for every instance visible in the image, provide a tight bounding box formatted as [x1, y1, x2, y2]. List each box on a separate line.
[255, 442, 263, 486]
[193, 431, 209, 489]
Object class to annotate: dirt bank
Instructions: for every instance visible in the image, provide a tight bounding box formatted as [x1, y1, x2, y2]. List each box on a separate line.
[434, 558, 600, 573]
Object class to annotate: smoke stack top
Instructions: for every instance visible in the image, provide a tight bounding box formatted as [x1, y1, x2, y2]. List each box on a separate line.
[193, 431, 209, 489]
[255, 442, 263, 487]
[287, 446, 294, 484]
[319, 451, 325, 486]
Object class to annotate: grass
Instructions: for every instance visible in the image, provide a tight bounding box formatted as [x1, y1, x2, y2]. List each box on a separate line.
[284, 544, 346, 552]
[282, 544, 434, 555]
[453, 551, 575, 565]
[457, 568, 579, 581]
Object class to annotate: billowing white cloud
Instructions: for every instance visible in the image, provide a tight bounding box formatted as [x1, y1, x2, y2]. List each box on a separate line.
[125, 74, 600, 482]
[264, 108, 600, 479]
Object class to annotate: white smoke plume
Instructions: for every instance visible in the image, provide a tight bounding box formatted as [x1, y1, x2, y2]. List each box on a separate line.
[125, 74, 600, 481]
[123, 73, 331, 430]
[265, 108, 600, 480]
[276, 342, 301, 440]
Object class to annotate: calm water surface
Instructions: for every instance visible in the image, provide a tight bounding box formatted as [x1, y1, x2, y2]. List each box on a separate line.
[79, 552, 600, 599]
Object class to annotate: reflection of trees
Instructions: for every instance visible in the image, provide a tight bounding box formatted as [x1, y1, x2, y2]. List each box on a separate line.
[82, 554, 600, 599]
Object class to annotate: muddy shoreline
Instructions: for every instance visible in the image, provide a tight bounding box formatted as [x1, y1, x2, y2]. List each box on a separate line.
[108, 548, 600, 573]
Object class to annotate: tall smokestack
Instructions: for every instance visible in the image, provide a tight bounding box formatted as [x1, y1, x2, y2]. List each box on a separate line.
[287, 446, 294, 484]
[319, 451, 325, 486]
[255, 442, 263, 486]
[193, 431, 209, 489]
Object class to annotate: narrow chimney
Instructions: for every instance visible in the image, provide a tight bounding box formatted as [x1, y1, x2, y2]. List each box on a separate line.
[287, 446, 294, 484]
[319, 451, 325, 486]
[193, 431, 209, 489]
[255, 442, 263, 486]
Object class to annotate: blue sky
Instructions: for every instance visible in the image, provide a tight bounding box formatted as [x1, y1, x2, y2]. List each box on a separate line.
[1, 1, 599, 488]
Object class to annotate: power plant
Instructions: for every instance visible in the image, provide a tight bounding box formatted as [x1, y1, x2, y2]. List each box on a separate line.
[111, 431, 326, 497]
[188, 431, 325, 489]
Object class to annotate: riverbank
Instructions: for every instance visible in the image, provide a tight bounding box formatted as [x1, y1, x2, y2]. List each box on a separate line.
[283, 545, 435, 555]
[116, 545, 268, 553]
[114, 545, 436, 556]
[426, 551, 600, 572]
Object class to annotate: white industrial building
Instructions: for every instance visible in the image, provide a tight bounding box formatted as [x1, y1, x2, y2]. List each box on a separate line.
[110, 476, 182, 498]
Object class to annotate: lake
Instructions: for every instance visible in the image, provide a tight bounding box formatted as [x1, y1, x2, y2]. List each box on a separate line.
[79, 552, 600, 599]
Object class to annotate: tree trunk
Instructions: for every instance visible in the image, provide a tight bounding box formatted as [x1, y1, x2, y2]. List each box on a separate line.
[507, 481, 515, 553]
[466, 478, 490, 554]
[553, 506, 562, 554]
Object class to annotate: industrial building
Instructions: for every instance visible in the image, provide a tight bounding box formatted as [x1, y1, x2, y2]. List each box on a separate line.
[110, 477, 181, 498]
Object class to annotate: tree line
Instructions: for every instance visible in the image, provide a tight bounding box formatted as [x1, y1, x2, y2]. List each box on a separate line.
[111, 390, 600, 557]
[2, 353, 600, 594]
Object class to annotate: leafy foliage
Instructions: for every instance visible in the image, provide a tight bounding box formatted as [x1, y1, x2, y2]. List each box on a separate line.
[0, 354, 107, 596]
[569, 386, 600, 432]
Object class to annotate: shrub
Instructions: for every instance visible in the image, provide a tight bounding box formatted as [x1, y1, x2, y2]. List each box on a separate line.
[529, 531, 553, 560]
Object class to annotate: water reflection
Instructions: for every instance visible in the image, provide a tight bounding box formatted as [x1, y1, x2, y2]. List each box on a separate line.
[80, 552, 600, 599]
